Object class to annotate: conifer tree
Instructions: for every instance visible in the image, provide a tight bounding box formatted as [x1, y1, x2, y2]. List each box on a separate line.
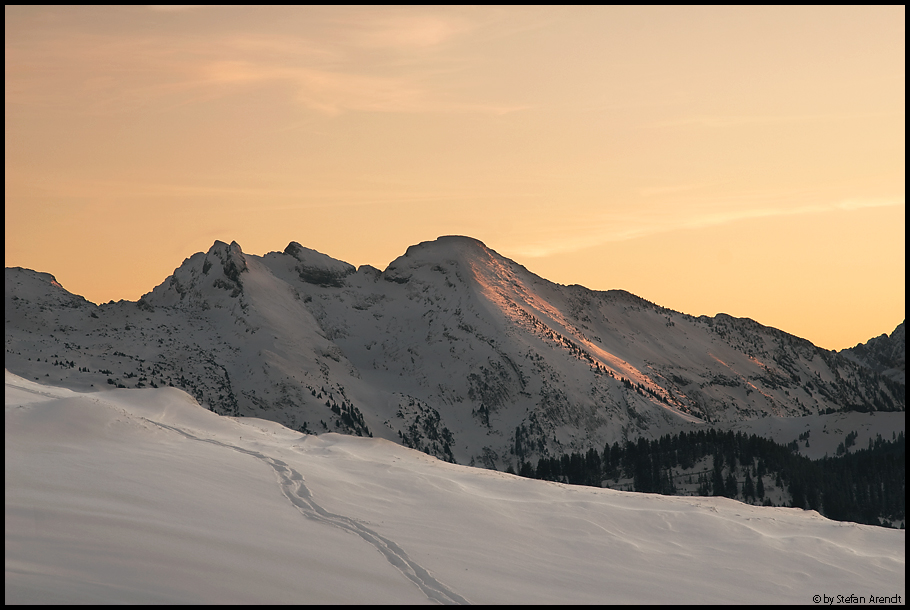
[744, 471, 755, 501]
[725, 472, 738, 498]
[712, 452, 725, 497]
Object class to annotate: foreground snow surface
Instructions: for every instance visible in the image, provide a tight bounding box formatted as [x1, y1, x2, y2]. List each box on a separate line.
[6, 372, 904, 604]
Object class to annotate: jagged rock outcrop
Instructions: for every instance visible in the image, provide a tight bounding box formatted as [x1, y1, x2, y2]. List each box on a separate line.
[840, 320, 905, 385]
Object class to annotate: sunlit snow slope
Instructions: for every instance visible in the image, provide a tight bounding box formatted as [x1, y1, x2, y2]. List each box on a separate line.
[6, 372, 904, 604]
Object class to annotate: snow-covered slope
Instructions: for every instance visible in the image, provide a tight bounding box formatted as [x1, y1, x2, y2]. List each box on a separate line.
[5, 237, 904, 469]
[6, 371, 904, 604]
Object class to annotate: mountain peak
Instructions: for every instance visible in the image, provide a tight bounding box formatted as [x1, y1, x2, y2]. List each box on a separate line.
[277, 241, 355, 287]
[284, 241, 305, 257]
[207, 239, 245, 256]
[208, 241, 248, 283]
[406, 235, 490, 257]
[5, 267, 65, 290]
[381, 235, 499, 285]
[434, 235, 488, 247]
[840, 320, 906, 384]
[4, 267, 92, 308]
[390, 235, 495, 267]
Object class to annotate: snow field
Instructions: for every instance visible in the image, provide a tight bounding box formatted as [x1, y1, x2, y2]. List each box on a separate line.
[5, 372, 904, 604]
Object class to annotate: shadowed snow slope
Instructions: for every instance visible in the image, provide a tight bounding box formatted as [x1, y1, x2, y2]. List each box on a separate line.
[6, 371, 904, 604]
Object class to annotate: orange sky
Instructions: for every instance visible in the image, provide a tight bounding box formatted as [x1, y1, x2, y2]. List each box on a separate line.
[5, 6, 905, 350]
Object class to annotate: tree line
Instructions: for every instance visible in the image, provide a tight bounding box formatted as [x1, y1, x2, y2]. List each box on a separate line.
[507, 428, 905, 528]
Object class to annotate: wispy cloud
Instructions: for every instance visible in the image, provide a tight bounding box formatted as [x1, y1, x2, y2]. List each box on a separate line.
[326, 10, 476, 49]
[832, 198, 904, 211]
[646, 112, 900, 129]
[506, 196, 905, 259]
[5, 7, 527, 116]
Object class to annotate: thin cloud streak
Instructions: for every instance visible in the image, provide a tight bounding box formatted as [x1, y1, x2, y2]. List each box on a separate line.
[508, 197, 905, 259]
[646, 112, 901, 129]
[198, 59, 525, 115]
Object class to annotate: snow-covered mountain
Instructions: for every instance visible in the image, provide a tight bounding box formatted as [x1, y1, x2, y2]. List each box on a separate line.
[5, 236, 904, 469]
[841, 320, 905, 385]
[6, 371, 905, 603]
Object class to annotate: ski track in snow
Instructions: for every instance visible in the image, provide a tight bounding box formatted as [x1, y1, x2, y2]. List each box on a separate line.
[146, 419, 469, 605]
[6, 378, 468, 603]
